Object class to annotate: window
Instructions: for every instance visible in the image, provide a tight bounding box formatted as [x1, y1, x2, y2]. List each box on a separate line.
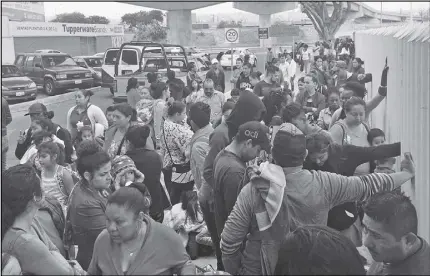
[25, 56, 35, 67]
[121, 50, 138, 65]
[84, 58, 102, 68]
[170, 59, 186, 69]
[42, 56, 77, 68]
[15, 55, 25, 66]
[33, 56, 42, 67]
[104, 50, 118, 65]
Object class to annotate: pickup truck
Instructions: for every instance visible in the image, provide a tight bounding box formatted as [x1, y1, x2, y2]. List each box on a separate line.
[109, 42, 208, 103]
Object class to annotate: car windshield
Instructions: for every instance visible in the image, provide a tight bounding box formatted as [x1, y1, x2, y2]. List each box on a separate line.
[84, 58, 102, 67]
[42, 56, 77, 67]
[1, 65, 23, 77]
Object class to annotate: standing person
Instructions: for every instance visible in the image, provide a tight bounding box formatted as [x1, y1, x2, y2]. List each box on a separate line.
[2, 96, 12, 171]
[167, 70, 188, 101]
[220, 123, 415, 275]
[351, 57, 365, 74]
[186, 62, 203, 89]
[105, 105, 116, 128]
[295, 74, 326, 121]
[66, 140, 112, 270]
[87, 183, 195, 275]
[104, 103, 154, 159]
[253, 65, 282, 98]
[265, 48, 274, 70]
[161, 101, 195, 205]
[188, 102, 213, 192]
[202, 90, 266, 271]
[317, 90, 341, 130]
[125, 124, 167, 223]
[1, 165, 80, 275]
[126, 77, 142, 109]
[38, 141, 75, 214]
[195, 79, 225, 125]
[301, 44, 311, 74]
[206, 59, 225, 93]
[363, 191, 430, 275]
[213, 122, 270, 237]
[249, 71, 263, 90]
[16, 103, 73, 164]
[231, 58, 243, 86]
[235, 62, 253, 90]
[66, 89, 108, 144]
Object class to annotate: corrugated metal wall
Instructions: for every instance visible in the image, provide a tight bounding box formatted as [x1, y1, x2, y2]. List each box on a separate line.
[355, 24, 430, 242]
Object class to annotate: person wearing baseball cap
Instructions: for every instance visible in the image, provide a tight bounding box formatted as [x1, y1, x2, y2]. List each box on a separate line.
[213, 121, 270, 238]
[206, 58, 225, 92]
[16, 103, 75, 164]
[221, 122, 416, 275]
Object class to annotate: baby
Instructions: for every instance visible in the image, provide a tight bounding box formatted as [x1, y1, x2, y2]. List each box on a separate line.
[111, 155, 145, 191]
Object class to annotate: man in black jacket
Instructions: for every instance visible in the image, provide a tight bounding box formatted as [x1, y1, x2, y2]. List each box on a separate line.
[15, 103, 74, 164]
[206, 59, 225, 93]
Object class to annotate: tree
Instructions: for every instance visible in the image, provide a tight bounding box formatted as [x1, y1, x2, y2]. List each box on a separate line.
[217, 20, 243, 29]
[87, 15, 110, 24]
[300, 2, 351, 42]
[50, 12, 89, 23]
[135, 21, 167, 42]
[121, 10, 164, 30]
[50, 12, 110, 24]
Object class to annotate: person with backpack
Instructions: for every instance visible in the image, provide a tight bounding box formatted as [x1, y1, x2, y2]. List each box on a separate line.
[16, 103, 74, 164]
[136, 82, 171, 149]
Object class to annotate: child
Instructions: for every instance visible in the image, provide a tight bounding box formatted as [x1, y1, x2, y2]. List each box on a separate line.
[75, 125, 104, 149]
[105, 105, 116, 128]
[110, 155, 145, 191]
[367, 128, 385, 146]
[163, 190, 213, 260]
[37, 141, 75, 214]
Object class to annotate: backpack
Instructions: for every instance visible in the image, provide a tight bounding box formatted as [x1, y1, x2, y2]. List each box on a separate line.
[39, 196, 66, 239]
[136, 99, 164, 125]
[335, 121, 370, 145]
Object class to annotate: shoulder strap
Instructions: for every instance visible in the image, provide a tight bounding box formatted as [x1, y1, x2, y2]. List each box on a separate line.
[334, 121, 347, 145]
[55, 165, 68, 197]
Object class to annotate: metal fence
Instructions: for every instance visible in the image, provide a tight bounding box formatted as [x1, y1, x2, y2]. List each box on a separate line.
[355, 23, 430, 241]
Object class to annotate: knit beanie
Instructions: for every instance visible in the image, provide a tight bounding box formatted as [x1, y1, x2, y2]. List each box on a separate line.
[272, 123, 307, 167]
[111, 155, 145, 190]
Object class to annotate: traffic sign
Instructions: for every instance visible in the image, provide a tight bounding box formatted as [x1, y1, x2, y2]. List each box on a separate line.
[258, 28, 269, 39]
[225, 28, 239, 44]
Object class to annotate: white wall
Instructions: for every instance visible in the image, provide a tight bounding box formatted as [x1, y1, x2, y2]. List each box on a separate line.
[1, 15, 15, 64]
[355, 24, 430, 242]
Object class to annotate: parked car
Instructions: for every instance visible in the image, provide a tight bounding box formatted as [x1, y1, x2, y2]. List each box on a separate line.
[220, 48, 257, 69]
[14, 52, 93, 96]
[184, 47, 211, 65]
[34, 49, 63, 53]
[1, 64, 37, 101]
[73, 56, 103, 86]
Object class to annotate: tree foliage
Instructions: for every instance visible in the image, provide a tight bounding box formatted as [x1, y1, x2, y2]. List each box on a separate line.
[50, 12, 110, 24]
[135, 21, 167, 42]
[121, 10, 164, 30]
[300, 2, 351, 41]
[217, 20, 243, 29]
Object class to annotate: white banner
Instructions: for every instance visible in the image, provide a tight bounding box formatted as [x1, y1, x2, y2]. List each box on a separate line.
[10, 21, 125, 37]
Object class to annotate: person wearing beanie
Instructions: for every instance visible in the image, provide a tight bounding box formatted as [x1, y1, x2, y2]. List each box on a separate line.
[110, 155, 145, 191]
[221, 123, 416, 276]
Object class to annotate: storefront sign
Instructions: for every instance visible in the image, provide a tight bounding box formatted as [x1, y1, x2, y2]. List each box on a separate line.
[1, 2, 45, 22]
[9, 21, 125, 37]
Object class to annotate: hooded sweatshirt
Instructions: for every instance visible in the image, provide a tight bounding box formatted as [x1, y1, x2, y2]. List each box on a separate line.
[201, 91, 266, 203]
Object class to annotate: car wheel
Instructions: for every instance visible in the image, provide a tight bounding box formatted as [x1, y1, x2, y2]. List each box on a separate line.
[44, 79, 56, 96]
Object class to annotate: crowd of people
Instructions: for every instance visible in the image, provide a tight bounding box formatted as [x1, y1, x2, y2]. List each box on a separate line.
[2, 36, 429, 276]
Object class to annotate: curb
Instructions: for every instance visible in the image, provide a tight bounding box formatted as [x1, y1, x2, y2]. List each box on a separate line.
[10, 86, 101, 114]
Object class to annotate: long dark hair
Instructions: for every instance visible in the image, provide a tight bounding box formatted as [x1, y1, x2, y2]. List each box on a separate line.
[126, 77, 138, 93]
[181, 191, 201, 223]
[76, 140, 110, 181]
[113, 103, 137, 122]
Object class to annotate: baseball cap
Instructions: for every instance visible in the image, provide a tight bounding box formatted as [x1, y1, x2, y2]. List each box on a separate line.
[211, 58, 219, 64]
[272, 123, 307, 167]
[24, 103, 47, 116]
[236, 121, 270, 152]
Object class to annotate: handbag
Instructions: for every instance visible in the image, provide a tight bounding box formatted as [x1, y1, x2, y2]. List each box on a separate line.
[162, 125, 191, 174]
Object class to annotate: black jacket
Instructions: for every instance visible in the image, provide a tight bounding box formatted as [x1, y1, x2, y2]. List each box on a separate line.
[206, 69, 225, 93]
[127, 148, 165, 221]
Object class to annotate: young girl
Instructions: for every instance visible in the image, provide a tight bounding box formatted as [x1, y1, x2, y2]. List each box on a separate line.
[74, 125, 104, 149]
[367, 128, 385, 146]
[110, 155, 145, 191]
[164, 190, 213, 260]
[38, 141, 75, 214]
[105, 105, 116, 128]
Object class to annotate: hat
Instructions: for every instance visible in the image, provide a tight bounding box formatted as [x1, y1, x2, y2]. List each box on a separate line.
[236, 121, 271, 152]
[111, 155, 145, 190]
[336, 60, 347, 69]
[24, 103, 47, 116]
[211, 58, 219, 64]
[272, 123, 307, 167]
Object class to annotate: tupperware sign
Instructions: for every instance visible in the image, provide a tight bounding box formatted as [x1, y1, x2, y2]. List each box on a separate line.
[10, 21, 124, 37]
